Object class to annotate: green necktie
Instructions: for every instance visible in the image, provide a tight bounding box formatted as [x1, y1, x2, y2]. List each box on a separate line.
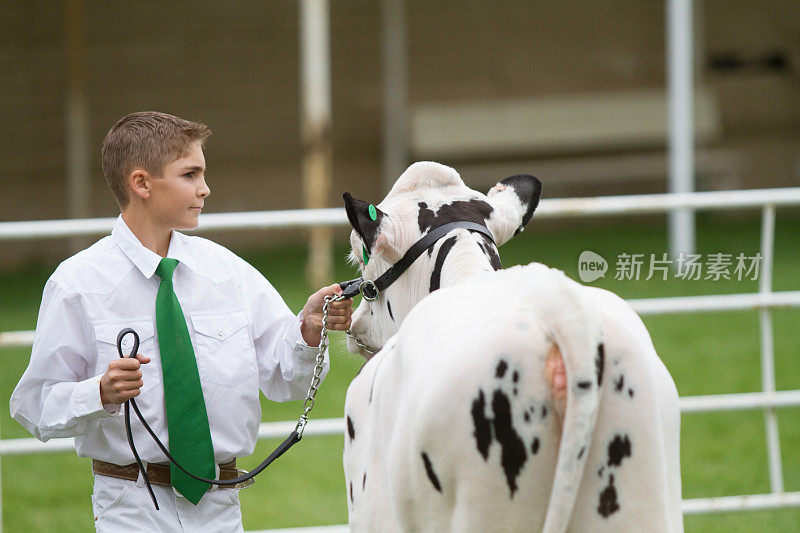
[155, 258, 215, 505]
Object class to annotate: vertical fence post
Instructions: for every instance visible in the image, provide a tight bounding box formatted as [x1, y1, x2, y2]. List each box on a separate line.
[65, 0, 92, 253]
[759, 204, 784, 494]
[381, 0, 408, 193]
[300, 0, 333, 289]
[666, 0, 696, 260]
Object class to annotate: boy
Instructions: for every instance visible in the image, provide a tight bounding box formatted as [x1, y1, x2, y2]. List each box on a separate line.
[10, 111, 353, 531]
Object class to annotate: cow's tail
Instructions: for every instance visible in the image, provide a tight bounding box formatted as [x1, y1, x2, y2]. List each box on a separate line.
[534, 266, 604, 533]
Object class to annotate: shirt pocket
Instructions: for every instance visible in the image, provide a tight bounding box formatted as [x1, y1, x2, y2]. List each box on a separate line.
[94, 320, 160, 393]
[191, 310, 257, 388]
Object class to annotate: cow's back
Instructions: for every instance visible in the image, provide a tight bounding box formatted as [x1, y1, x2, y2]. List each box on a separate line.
[343, 263, 682, 532]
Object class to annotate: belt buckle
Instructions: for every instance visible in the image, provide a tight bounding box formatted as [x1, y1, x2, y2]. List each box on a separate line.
[234, 469, 255, 490]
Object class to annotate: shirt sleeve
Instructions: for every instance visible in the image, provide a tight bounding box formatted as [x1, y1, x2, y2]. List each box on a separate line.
[239, 260, 330, 402]
[9, 278, 119, 442]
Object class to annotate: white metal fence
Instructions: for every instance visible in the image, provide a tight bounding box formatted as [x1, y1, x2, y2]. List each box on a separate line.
[2, 187, 800, 530]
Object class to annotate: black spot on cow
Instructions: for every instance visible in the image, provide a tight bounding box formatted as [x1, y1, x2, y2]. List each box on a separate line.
[607, 434, 632, 467]
[497, 175, 542, 235]
[421, 452, 443, 493]
[531, 437, 540, 455]
[541, 405, 548, 419]
[480, 234, 502, 270]
[362, 472, 367, 490]
[417, 199, 494, 234]
[471, 389, 493, 460]
[577, 380, 592, 390]
[512, 371, 519, 383]
[387, 299, 394, 321]
[496, 360, 508, 378]
[578, 446, 586, 460]
[347, 416, 356, 441]
[598, 474, 620, 518]
[349, 481, 354, 503]
[598, 466, 605, 477]
[429, 235, 458, 292]
[614, 374, 625, 392]
[513, 387, 518, 396]
[628, 388, 635, 398]
[596, 343, 605, 386]
[343, 192, 385, 252]
[524, 411, 530, 422]
[491, 389, 528, 497]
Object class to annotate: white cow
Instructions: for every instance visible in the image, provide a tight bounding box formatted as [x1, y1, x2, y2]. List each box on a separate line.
[341, 162, 682, 532]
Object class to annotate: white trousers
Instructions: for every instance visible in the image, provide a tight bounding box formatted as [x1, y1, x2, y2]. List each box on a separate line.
[92, 474, 243, 532]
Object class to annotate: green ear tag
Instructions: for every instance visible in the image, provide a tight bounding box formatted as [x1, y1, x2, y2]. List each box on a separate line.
[362, 244, 370, 266]
[368, 204, 378, 221]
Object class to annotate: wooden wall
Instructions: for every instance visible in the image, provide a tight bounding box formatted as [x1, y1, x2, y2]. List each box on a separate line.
[1, 1, 798, 264]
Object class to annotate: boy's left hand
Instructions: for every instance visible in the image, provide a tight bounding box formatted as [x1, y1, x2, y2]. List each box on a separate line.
[300, 284, 354, 346]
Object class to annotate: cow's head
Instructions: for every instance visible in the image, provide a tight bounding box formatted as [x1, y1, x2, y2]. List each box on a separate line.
[343, 161, 541, 357]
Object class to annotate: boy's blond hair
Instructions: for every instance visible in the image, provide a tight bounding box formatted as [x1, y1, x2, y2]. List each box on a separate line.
[101, 111, 211, 209]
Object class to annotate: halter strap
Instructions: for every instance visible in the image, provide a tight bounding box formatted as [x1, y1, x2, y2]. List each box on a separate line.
[340, 221, 495, 300]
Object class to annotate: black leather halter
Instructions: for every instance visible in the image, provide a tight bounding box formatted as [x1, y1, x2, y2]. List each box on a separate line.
[340, 220, 495, 301]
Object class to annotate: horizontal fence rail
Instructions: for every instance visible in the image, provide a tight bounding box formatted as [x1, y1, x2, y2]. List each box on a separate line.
[0, 418, 346, 457]
[2, 187, 800, 240]
[2, 187, 799, 528]
[4, 291, 800, 350]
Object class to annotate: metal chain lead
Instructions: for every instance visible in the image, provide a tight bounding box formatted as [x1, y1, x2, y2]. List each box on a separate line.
[295, 293, 344, 437]
[345, 329, 376, 355]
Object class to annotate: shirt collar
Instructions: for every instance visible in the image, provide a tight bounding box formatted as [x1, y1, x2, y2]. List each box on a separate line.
[165, 229, 204, 277]
[111, 216, 202, 280]
[112, 216, 162, 279]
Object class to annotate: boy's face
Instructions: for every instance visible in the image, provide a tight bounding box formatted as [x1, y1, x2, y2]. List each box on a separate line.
[147, 141, 210, 231]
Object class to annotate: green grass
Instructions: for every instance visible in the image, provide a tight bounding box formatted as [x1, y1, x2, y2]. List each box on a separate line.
[2, 211, 799, 531]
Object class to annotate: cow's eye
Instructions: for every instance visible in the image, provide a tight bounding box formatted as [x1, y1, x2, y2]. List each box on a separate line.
[362, 244, 370, 266]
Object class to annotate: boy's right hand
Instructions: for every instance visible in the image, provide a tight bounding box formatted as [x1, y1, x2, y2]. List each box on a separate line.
[100, 355, 151, 405]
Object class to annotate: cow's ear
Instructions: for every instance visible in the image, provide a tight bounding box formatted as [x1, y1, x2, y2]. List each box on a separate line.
[343, 192, 389, 253]
[485, 175, 542, 245]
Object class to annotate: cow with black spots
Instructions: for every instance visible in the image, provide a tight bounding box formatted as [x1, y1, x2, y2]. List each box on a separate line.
[341, 162, 682, 532]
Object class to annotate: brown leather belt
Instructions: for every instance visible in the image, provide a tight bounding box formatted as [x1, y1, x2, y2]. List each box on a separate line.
[92, 458, 254, 490]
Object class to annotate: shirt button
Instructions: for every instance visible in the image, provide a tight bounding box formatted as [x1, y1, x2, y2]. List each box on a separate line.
[217, 330, 224, 338]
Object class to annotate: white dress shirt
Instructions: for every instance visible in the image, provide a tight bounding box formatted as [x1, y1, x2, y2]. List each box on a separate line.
[10, 216, 329, 465]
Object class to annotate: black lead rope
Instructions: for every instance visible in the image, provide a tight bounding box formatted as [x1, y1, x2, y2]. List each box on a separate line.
[116, 328, 301, 510]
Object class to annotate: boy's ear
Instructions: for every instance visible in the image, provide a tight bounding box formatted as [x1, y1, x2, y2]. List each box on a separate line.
[485, 175, 542, 245]
[129, 168, 151, 201]
[342, 192, 389, 253]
